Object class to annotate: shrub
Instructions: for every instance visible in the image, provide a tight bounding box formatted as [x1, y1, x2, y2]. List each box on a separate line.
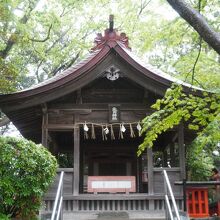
[0, 213, 10, 220]
[186, 143, 214, 181]
[0, 136, 57, 219]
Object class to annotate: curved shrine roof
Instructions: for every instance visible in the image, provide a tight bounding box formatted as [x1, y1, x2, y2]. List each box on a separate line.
[0, 27, 202, 111]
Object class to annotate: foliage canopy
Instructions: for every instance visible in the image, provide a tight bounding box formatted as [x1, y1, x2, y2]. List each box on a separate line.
[0, 137, 57, 219]
[139, 84, 220, 179]
[0, 0, 220, 94]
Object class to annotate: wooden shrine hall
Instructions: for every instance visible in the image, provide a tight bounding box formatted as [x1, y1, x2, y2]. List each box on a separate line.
[0, 16, 200, 213]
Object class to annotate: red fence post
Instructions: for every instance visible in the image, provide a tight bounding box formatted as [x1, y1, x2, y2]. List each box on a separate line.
[187, 187, 209, 218]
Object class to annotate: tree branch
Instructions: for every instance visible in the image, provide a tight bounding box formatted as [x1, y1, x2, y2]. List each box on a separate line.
[0, 34, 17, 59]
[45, 29, 70, 53]
[184, 37, 203, 86]
[198, 0, 201, 12]
[51, 52, 80, 76]
[28, 24, 53, 42]
[35, 60, 44, 83]
[0, 0, 39, 59]
[138, 0, 152, 17]
[191, 37, 202, 85]
[193, 77, 205, 89]
[166, 0, 220, 55]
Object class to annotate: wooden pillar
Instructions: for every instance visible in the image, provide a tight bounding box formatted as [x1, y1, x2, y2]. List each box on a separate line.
[147, 147, 154, 195]
[73, 124, 80, 195]
[41, 105, 48, 148]
[147, 147, 154, 210]
[178, 123, 186, 179]
[136, 158, 140, 193]
[163, 149, 168, 167]
[170, 143, 175, 167]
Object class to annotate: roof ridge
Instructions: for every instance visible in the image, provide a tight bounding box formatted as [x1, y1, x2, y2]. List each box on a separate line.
[91, 28, 131, 51]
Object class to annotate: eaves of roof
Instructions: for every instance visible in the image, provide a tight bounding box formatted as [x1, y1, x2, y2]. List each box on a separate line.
[0, 38, 203, 110]
[0, 45, 111, 105]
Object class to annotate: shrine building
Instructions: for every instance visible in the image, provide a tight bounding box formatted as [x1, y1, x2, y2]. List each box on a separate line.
[0, 16, 200, 212]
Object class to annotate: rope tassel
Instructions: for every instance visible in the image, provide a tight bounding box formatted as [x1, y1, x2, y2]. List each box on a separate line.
[91, 123, 96, 139]
[78, 121, 142, 140]
[83, 122, 89, 139]
[137, 122, 142, 137]
[129, 123, 135, 138]
[110, 124, 115, 140]
[102, 125, 107, 141]
[84, 130, 89, 139]
[119, 124, 124, 139]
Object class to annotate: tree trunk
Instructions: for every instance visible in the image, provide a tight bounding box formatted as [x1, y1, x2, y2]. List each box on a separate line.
[166, 0, 220, 55]
[0, 0, 40, 59]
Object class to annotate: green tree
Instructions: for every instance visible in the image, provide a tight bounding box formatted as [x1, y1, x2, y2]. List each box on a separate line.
[0, 136, 57, 219]
[139, 84, 220, 179]
[187, 118, 220, 180]
[138, 0, 220, 180]
[166, 0, 220, 55]
[1, 0, 219, 94]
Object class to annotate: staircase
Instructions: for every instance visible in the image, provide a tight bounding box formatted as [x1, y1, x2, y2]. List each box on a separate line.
[40, 170, 189, 220]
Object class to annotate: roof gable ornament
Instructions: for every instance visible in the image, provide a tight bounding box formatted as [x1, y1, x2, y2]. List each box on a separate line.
[91, 15, 131, 51]
[104, 65, 121, 81]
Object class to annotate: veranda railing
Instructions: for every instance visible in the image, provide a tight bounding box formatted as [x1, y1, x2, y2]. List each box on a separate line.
[51, 171, 64, 220]
[163, 169, 181, 220]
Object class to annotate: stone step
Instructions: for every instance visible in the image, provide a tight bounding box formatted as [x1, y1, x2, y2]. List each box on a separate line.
[40, 210, 199, 220]
[39, 211, 167, 220]
[39, 210, 220, 220]
[40, 211, 166, 220]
